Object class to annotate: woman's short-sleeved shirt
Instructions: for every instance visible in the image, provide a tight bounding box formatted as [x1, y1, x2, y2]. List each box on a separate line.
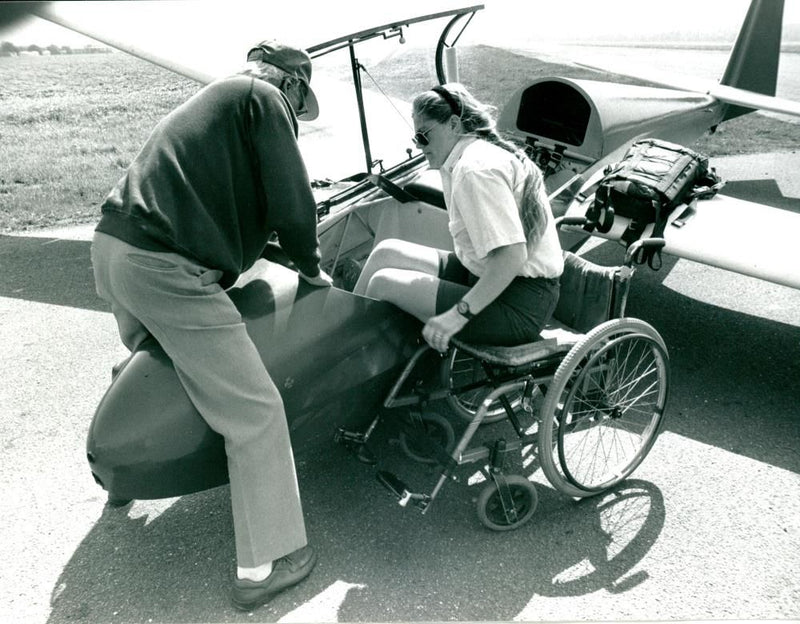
[440, 137, 563, 279]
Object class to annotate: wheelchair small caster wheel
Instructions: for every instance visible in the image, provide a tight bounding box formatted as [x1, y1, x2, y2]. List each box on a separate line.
[476, 475, 538, 531]
[398, 412, 455, 465]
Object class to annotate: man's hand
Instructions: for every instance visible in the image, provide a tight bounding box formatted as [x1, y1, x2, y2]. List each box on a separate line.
[298, 269, 333, 287]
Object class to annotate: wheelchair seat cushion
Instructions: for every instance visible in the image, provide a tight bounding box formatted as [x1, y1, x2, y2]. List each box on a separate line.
[451, 319, 582, 367]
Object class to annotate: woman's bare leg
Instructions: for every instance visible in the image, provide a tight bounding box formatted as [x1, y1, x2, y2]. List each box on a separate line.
[365, 267, 441, 321]
[353, 238, 441, 296]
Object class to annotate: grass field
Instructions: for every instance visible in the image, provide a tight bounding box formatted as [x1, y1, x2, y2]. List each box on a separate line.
[2, 48, 799, 233]
[0, 53, 197, 232]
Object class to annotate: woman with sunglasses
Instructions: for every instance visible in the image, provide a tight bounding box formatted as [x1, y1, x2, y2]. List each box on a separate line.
[353, 83, 563, 353]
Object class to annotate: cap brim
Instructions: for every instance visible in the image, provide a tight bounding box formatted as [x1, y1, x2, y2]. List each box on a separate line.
[297, 84, 319, 121]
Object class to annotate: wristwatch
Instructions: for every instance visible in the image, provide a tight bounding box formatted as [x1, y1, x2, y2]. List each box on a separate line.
[456, 299, 475, 320]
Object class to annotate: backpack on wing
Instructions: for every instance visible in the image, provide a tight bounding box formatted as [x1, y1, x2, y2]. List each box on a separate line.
[584, 138, 724, 268]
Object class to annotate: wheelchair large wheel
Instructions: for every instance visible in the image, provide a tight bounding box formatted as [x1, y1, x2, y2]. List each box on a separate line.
[537, 318, 669, 498]
[442, 347, 523, 424]
[476, 475, 538, 531]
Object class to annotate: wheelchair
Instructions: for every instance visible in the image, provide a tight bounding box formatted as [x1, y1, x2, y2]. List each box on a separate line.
[336, 217, 670, 531]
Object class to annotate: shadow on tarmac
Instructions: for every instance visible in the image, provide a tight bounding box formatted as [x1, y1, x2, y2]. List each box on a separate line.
[0, 235, 107, 312]
[6, 178, 799, 620]
[9, 230, 792, 475]
[722, 179, 800, 214]
[47, 435, 665, 622]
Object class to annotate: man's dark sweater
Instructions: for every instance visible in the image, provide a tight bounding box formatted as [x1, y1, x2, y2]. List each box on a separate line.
[96, 74, 321, 288]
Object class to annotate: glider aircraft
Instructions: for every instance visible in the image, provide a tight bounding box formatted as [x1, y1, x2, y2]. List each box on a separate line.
[11, 0, 800, 502]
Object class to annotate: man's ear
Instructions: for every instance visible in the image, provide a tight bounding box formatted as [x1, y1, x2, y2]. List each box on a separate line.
[277, 75, 290, 95]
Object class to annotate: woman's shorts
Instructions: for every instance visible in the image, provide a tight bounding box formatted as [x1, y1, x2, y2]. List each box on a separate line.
[435, 250, 560, 346]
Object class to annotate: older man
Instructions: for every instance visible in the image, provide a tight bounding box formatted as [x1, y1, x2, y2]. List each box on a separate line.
[91, 40, 329, 611]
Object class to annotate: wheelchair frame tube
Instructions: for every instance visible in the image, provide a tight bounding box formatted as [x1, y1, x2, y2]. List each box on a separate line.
[426, 377, 534, 507]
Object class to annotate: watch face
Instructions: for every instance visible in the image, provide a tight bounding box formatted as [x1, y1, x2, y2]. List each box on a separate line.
[457, 301, 470, 315]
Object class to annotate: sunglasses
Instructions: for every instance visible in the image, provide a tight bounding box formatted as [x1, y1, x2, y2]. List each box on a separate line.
[412, 127, 434, 147]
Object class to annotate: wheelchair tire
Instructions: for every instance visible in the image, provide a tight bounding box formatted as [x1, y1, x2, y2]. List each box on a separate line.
[442, 347, 524, 424]
[398, 412, 456, 465]
[476, 475, 538, 531]
[537, 318, 669, 498]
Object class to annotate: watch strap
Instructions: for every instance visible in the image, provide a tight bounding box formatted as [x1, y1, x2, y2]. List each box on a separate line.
[456, 299, 475, 320]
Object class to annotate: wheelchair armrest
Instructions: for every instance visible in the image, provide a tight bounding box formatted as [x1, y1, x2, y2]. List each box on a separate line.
[625, 237, 666, 267]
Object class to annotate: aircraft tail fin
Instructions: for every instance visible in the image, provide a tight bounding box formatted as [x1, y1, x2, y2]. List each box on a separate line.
[720, 0, 784, 120]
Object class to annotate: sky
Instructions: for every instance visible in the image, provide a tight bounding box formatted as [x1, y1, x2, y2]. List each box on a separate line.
[3, 0, 800, 49]
[491, 0, 800, 39]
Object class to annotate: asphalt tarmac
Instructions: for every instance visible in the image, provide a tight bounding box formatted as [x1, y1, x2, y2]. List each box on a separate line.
[1, 153, 799, 624]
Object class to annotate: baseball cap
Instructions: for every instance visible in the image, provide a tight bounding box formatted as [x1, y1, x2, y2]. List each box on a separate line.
[247, 40, 319, 121]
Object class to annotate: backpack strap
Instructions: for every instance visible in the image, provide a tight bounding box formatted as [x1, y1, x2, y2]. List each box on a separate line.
[583, 179, 616, 234]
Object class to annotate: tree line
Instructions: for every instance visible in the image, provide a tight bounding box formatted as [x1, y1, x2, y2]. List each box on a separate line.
[0, 41, 111, 56]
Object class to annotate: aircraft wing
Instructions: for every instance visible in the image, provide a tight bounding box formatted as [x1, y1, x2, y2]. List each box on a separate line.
[25, 0, 481, 84]
[572, 61, 800, 119]
[564, 176, 800, 290]
[709, 84, 800, 118]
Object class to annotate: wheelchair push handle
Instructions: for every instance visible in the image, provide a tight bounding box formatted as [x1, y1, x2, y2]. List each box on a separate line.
[625, 237, 665, 268]
[555, 215, 666, 268]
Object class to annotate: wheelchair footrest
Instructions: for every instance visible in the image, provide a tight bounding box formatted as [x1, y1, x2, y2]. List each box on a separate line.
[335, 426, 378, 465]
[376, 470, 430, 511]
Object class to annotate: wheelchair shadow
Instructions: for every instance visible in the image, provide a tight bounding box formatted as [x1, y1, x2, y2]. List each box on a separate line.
[48, 430, 665, 623]
[523, 478, 664, 598]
